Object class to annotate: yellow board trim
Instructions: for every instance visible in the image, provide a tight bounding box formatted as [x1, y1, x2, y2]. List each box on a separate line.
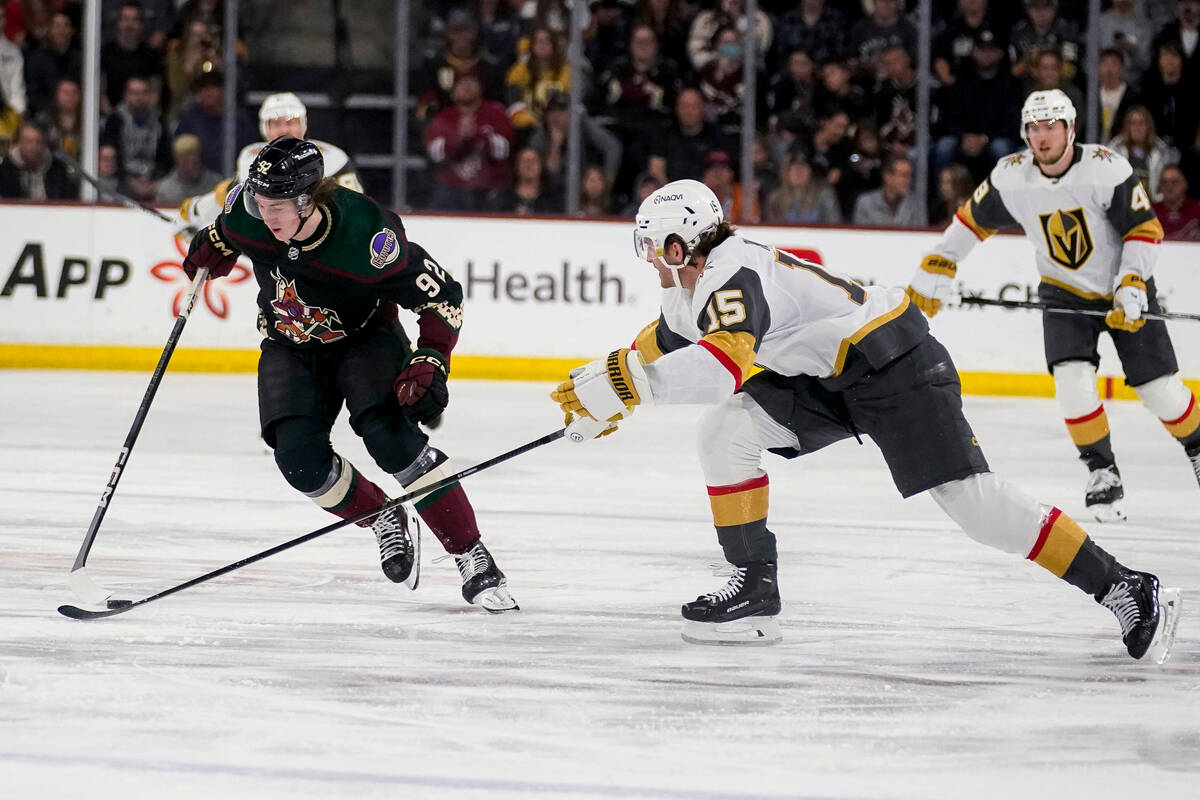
[4, 344, 1200, 400]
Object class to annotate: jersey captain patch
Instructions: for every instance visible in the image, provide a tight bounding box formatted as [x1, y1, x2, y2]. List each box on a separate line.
[1038, 208, 1094, 270]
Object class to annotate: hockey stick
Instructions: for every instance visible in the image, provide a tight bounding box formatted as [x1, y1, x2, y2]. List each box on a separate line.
[58, 427, 568, 620]
[959, 295, 1200, 322]
[68, 267, 210, 607]
[58, 150, 195, 232]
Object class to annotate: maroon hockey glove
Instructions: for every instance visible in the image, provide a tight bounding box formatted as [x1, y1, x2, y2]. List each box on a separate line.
[182, 222, 239, 281]
[394, 349, 449, 423]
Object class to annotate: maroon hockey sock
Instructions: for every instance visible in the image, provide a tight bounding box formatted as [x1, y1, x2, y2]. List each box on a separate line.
[308, 458, 389, 528]
[413, 483, 480, 554]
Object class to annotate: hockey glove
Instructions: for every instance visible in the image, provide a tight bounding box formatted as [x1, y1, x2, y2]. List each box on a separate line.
[1106, 274, 1148, 332]
[394, 349, 450, 423]
[906, 254, 958, 317]
[551, 348, 652, 426]
[563, 411, 622, 442]
[183, 222, 239, 281]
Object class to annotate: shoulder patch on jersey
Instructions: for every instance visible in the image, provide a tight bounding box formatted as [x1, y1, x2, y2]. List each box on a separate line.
[224, 182, 242, 215]
[369, 228, 401, 269]
[1092, 147, 1116, 162]
[1002, 152, 1025, 168]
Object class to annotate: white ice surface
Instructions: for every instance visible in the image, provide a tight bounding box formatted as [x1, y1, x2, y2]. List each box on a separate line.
[1, 370, 1198, 799]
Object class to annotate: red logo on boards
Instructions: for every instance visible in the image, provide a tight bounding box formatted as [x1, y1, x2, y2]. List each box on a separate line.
[150, 234, 251, 318]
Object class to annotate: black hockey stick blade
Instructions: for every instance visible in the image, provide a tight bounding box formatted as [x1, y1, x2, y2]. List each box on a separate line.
[959, 295, 1200, 322]
[58, 427, 566, 620]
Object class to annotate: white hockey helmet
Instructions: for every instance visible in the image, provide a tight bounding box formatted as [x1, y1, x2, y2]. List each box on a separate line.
[258, 92, 308, 140]
[633, 179, 723, 263]
[1020, 89, 1076, 150]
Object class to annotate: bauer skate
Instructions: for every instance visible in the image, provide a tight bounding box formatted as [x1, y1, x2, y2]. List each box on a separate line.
[1096, 569, 1181, 664]
[454, 541, 519, 613]
[1085, 464, 1126, 522]
[372, 505, 420, 589]
[681, 561, 782, 646]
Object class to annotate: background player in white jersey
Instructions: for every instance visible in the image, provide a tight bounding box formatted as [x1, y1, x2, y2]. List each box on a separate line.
[552, 179, 1179, 662]
[907, 90, 1200, 523]
[177, 92, 363, 230]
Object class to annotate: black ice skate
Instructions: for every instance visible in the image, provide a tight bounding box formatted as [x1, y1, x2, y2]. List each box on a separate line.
[372, 505, 420, 590]
[454, 541, 518, 613]
[1096, 569, 1181, 664]
[680, 561, 782, 646]
[1186, 443, 1200, 489]
[1085, 464, 1126, 522]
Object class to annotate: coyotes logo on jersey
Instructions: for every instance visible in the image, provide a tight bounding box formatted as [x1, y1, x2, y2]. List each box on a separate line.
[269, 268, 347, 344]
[1038, 207, 1094, 270]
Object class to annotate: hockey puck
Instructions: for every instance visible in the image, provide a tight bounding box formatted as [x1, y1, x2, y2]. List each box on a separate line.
[106, 599, 133, 609]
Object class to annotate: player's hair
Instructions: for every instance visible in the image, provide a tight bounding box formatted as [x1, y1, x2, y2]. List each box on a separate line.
[309, 176, 338, 206]
[691, 221, 738, 260]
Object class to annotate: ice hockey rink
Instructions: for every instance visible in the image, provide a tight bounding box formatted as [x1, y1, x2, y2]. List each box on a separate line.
[2, 370, 1197, 799]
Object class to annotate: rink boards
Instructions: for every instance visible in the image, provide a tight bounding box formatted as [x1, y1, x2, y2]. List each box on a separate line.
[2, 203, 1200, 398]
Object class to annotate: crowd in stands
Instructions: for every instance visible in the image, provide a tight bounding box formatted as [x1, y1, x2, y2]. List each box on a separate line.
[3, 0, 1200, 241]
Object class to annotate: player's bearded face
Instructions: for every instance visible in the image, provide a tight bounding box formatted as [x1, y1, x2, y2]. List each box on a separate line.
[1026, 119, 1070, 165]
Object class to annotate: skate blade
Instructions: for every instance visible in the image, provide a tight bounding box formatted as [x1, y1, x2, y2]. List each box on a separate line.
[681, 617, 782, 646]
[472, 585, 520, 613]
[403, 520, 421, 591]
[1147, 588, 1182, 665]
[1089, 501, 1127, 523]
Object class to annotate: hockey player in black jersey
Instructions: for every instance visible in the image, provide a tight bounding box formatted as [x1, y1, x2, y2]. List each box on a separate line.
[182, 135, 517, 612]
[553, 179, 1179, 661]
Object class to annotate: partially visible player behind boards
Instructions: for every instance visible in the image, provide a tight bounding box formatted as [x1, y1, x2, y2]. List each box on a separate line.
[552, 179, 1180, 661]
[181, 135, 517, 612]
[907, 89, 1199, 523]
[177, 92, 364, 230]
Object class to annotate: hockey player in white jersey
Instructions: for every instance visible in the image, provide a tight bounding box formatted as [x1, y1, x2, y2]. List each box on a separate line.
[907, 89, 1199, 522]
[552, 178, 1179, 662]
[177, 92, 364, 230]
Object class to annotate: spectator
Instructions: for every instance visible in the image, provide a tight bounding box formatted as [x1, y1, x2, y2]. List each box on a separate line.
[96, 142, 123, 196]
[871, 44, 918, 157]
[849, 0, 917, 80]
[415, 9, 505, 123]
[505, 25, 570, 131]
[932, 163, 974, 228]
[1097, 0, 1154, 83]
[795, 107, 852, 190]
[933, 0, 1004, 86]
[155, 132, 220, 206]
[99, 74, 171, 201]
[103, 0, 175, 52]
[163, 19, 221, 119]
[1008, 0, 1080, 83]
[1179, 126, 1200, 199]
[528, 92, 622, 187]
[619, 169, 664, 215]
[584, 0, 635, 70]
[766, 152, 841, 225]
[837, 122, 883, 217]
[21, 10, 80, 116]
[577, 163, 614, 216]
[752, 133, 778, 202]
[100, 2, 164, 111]
[1140, 40, 1200, 149]
[474, 0, 522, 68]
[0, 120, 78, 199]
[702, 148, 758, 223]
[766, 49, 818, 139]
[1107, 104, 1178, 202]
[1152, 0, 1200, 77]
[932, 28, 1022, 182]
[774, 0, 847, 68]
[1153, 164, 1200, 240]
[596, 22, 681, 135]
[0, 4, 27, 115]
[424, 72, 514, 211]
[1025, 48, 1085, 133]
[490, 145, 564, 214]
[812, 56, 869, 122]
[698, 26, 746, 126]
[1096, 48, 1139, 144]
[687, 0, 771, 73]
[851, 153, 926, 227]
[173, 70, 254, 173]
[647, 86, 726, 182]
[636, 0, 701, 73]
[34, 76, 83, 159]
[0, 85, 20, 158]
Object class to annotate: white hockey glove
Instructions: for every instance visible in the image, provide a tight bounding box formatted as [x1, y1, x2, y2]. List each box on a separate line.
[906, 254, 958, 317]
[551, 349, 652, 439]
[1106, 274, 1148, 333]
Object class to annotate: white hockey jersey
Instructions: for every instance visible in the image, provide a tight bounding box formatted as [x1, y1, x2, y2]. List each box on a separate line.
[633, 234, 928, 404]
[177, 139, 362, 229]
[929, 144, 1164, 299]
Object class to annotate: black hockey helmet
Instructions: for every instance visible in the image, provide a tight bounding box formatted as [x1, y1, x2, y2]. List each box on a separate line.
[242, 135, 324, 219]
